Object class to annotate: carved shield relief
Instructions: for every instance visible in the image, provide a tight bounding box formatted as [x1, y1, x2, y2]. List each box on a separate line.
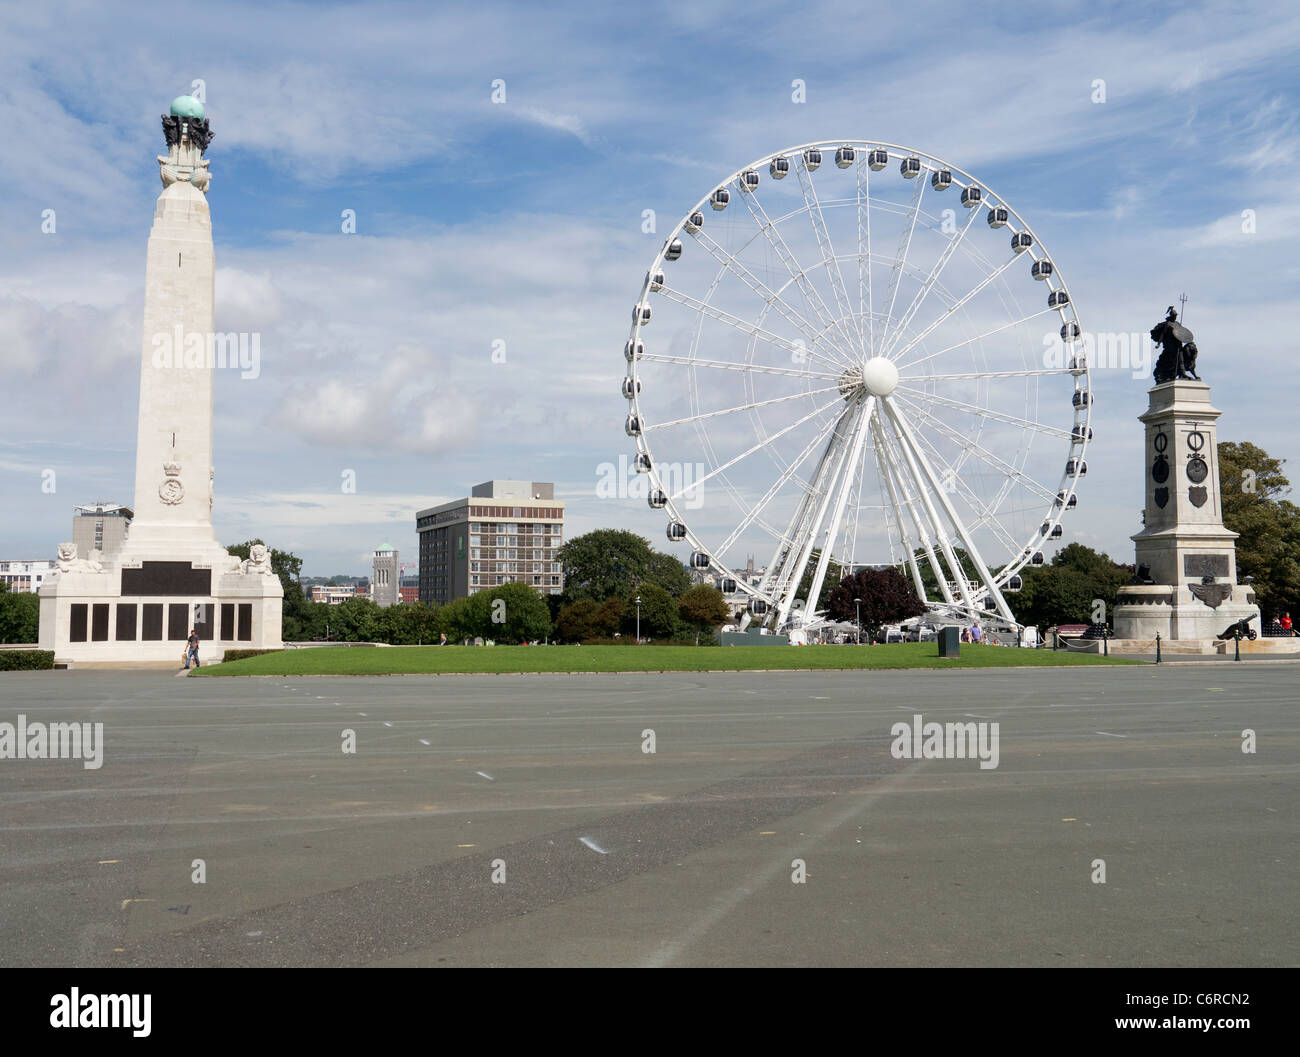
[1189, 486, 1208, 508]
[1154, 487, 1169, 508]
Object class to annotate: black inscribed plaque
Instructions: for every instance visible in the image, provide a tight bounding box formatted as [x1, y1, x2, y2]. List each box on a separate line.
[196, 604, 215, 640]
[1184, 554, 1229, 579]
[69, 604, 88, 642]
[238, 604, 252, 642]
[221, 603, 235, 641]
[121, 562, 212, 597]
[142, 604, 164, 640]
[91, 604, 109, 641]
[116, 604, 138, 641]
[167, 604, 189, 640]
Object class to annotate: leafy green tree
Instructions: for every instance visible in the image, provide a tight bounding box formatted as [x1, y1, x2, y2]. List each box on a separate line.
[442, 593, 492, 642]
[329, 596, 382, 642]
[380, 602, 443, 645]
[1218, 441, 1300, 620]
[677, 584, 731, 644]
[827, 567, 926, 639]
[595, 596, 626, 636]
[558, 529, 690, 601]
[295, 602, 329, 642]
[482, 582, 551, 643]
[623, 583, 680, 639]
[0, 583, 40, 644]
[555, 598, 602, 643]
[1010, 544, 1130, 629]
[1012, 567, 1100, 629]
[645, 551, 692, 597]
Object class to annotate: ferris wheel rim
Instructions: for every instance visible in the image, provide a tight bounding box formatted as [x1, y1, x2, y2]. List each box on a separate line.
[624, 139, 1092, 617]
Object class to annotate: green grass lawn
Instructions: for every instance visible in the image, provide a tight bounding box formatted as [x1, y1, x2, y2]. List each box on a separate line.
[195, 643, 1140, 677]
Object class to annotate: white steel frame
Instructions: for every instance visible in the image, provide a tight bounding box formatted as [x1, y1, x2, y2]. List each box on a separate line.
[624, 140, 1091, 632]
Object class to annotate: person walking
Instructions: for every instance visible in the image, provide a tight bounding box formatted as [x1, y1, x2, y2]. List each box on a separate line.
[184, 629, 200, 669]
[970, 621, 983, 644]
[1282, 612, 1295, 637]
[439, 632, 447, 646]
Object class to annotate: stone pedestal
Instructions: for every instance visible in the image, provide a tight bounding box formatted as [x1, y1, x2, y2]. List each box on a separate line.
[37, 97, 281, 664]
[1113, 380, 1258, 642]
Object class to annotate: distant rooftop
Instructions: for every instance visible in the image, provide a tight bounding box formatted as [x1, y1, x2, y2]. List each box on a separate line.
[470, 480, 554, 500]
[75, 502, 133, 518]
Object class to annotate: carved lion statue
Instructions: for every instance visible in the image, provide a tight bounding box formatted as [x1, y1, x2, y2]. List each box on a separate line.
[243, 543, 273, 577]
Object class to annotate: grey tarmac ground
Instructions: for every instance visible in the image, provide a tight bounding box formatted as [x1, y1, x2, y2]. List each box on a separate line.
[0, 665, 1295, 967]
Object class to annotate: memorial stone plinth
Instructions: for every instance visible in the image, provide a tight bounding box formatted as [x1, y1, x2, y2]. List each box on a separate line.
[1112, 379, 1259, 643]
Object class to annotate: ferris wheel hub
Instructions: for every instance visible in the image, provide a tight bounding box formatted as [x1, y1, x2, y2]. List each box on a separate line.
[861, 356, 900, 396]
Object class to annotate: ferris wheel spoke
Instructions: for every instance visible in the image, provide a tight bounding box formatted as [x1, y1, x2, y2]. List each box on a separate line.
[666, 393, 845, 502]
[857, 158, 876, 358]
[715, 410, 845, 561]
[795, 164, 867, 358]
[691, 230, 839, 359]
[640, 352, 839, 382]
[886, 253, 1021, 364]
[882, 397, 1016, 621]
[646, 385, 842, 433]
[878, 175, 926, 354]
[896, 306, 1059, 372]
[880, 204, 982, 361]
[895, 385, 1072, 439]
[892, 392, 1059, 505]
[904, 368, 1074, 383]
[899, 417, 1023, 554]
[734, 190, 859, 367]
[655, 286, 837, 367]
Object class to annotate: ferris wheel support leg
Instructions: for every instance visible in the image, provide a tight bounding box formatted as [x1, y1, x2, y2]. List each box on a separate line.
[871, 418, 928, 602]
[883, 397, 1018, 625]
[773, 403, 862, 630]
[756, 404, 849, 609]
[876, 417, 954, 604]
[881, 399, 977, 613]
[805, 396, 876, 622]
[876, 412, 956, 605]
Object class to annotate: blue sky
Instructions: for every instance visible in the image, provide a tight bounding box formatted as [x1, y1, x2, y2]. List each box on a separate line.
[2, 0, 1298, 577]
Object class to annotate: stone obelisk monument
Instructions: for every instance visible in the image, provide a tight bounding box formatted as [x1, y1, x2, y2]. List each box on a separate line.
[38, 96, 282, 663]
[1112, 307, 1258, 650]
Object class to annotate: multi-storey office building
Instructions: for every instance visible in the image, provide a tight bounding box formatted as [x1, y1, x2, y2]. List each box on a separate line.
[72, 502, 133, 557]
[417, 481, 564, 605]
[0, 559, 58, 593]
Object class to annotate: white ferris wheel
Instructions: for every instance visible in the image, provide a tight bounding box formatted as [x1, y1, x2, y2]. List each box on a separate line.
[623, 140, 1091, 632]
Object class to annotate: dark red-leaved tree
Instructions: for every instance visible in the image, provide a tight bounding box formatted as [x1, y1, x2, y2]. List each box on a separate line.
[827, 567, 927, 638]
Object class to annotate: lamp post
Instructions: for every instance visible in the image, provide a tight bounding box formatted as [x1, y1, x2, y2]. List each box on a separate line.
[854, 597, 862, 645]
[634, 595, 641, 644]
